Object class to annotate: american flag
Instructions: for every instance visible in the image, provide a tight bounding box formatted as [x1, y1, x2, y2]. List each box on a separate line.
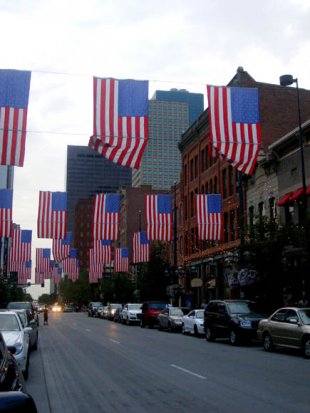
[37, 191, 67, 239]
[145, 194, 172, 241]
[36, 248, 51, 274]
[0, 189, 13, 237]
[93, 240, 111, 263]
[133, 231, 150, 263]
[10, 228, 32, 262]
[35, 270, 44, 285]
[52, 232, 71, 262]
[52, 263, 62, 285]
[207, 85, 261, 176]
[196, 194, 222, 241]
[88, 77, 149, 169]
[93, 193, 120, 241]
[0, 69, 31, 167]
[17, 261, 31, 285]
[62, 249, 79, 281]
[88, 250, 103, 283]
[114, 247, 129, 272]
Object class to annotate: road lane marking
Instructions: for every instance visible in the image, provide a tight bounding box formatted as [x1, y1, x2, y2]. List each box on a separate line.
[109, 338, 121, 344]
[170, 364, 206, 380]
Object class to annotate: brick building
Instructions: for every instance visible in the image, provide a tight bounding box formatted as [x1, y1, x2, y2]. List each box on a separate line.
[177, 67, 310, 305]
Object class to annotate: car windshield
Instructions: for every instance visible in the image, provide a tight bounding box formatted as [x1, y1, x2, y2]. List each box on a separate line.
[16, 312, 27, 326]
[110, 304, 122, 309]
[128, 304, 141, 310]
[299, 309, 310, 325]
[7, 303, 30, 310]
[227, 302, 253, 314]
[170, 308, 184, 316]
[0, 314, 21, 331]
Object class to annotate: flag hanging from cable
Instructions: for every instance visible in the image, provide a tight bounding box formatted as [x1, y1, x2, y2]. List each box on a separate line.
[133, 231, 150, 263]
[93, 240, 112, 264]
[37, 191, 67, 239]
[196, 194, 222, 241]
[0, 69, 31, 167]
[10, 228, 32, 262]
[0, 189, 13, 237]
[62, 249, 79, 281]
[52, 232, 71, 262]
[145, 194, 172, 241]
[17, 261, 31, 285]
[88, 77, 149, 169]
[114, 247, 129, 272]
[207, 85, 261, 175]
[36, 248, 51, 274]
[93, 193, 120, 241]
[88, 250, 103, 283]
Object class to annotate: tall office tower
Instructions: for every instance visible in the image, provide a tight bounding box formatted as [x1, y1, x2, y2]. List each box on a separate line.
[132, 89, 204, 190]
[66, 146, 132, 242]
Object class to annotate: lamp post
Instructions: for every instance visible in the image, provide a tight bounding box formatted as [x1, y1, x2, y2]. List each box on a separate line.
[279, 75, 307, 212]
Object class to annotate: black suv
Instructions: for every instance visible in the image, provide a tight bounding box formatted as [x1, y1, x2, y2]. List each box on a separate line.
[87, 302, 103, 317]
[6, 302, 39, 326]
[204, 300, 265, 345]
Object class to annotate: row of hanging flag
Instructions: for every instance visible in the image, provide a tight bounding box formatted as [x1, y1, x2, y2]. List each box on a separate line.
[0, 69, 261, 175]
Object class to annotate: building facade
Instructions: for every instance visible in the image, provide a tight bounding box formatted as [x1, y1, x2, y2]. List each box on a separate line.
[132, 89, 204, 190]
[177, 67, 310, 306]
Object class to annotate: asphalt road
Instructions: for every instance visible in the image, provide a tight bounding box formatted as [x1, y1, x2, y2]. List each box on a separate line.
[26, 311, 310, 413]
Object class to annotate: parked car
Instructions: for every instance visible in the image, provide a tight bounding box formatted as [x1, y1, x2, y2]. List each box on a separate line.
[0, 331, 26, 392]
[204, 300, 265, 345]
[97, 306, 108, 319]
[121, 303, 142, 325]
[63, 304, 74, 312]
[6, 302, 39, 326]
[107, 304, 122, 320]
[113, 308, 123, 323]
[87, 302, 103, 317]
[182, 309, 205, 336]
[0, 392, 38, 413]
[257, 307, 310, 358]
[13, 310, 39, 351]
[51, 303, 63, 312]
[140, 301, 168, 328]
[157, 307, 190, 332]
[0, 311, 31, 380]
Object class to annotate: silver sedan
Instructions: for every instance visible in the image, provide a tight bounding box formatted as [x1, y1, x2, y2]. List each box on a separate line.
[182, 309, 205, 336]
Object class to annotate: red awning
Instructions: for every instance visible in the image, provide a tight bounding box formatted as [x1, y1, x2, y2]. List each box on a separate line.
[307, 186, 310, 196]
[290, 187, 304, 202]
[277, 192, 293, 207]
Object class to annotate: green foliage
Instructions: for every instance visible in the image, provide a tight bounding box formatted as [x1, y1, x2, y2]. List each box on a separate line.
[58, 271, 91, 306]
[38, 293, 57, 305]
[0, 278, 32, 307]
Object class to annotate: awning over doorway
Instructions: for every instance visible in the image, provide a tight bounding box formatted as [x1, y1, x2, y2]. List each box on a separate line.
[277, 192, 293, 206]
[277, 186, 310, 206]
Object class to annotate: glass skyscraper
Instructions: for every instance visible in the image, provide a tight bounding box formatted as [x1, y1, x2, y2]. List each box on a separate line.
[132, 89, 204, 189]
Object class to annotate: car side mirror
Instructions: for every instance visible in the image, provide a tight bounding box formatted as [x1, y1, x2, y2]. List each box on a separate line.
[288, 317, 298, 324]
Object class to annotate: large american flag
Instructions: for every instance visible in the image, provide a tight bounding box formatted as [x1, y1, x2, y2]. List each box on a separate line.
[88, 250, 103, 283]
[133, 231, 150, 263]
[36, 248, 51, 274]
[51, 262, 62, 285]
[93, 193, 120, 240]
[0, 69, 31, 167]
[207, 85, 261, 176]
[196, 194, 222, 241]
[114, 247, 129, 272]
[37, 191, 67, 239]
[10, 228, 32, 262]
[52, 232, 71, 262]
[0, 189, 13, 237]
[88, 77, 149, 169]
[146, 194, 172, 241]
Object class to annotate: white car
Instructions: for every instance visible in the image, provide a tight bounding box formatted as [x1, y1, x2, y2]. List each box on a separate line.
[12, 309, 39, 351]
[182, 309, 205, 336]
[121, 303, 142, 325]
[0, 310, 31, 379]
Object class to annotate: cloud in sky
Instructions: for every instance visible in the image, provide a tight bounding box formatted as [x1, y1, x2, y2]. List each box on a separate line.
[0, 0, 309, 272]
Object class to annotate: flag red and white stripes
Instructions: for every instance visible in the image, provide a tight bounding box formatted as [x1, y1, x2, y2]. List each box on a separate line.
[114, 248, 129, 272]
[93, 194, 120, 241]
[37, 191, 67, 239]
[145, 194, 172, 241]
[133, 231, 150, 263]
[196, 194, 222, 241]
[207, 85, 261, 176]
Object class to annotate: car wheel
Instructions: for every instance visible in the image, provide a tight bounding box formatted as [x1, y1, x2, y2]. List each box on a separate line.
[263, 333, 274, 352]
[126, 318, 130, 326]
[194, 325, 199, 337]
[205, 326, 215, 342]
[302, 336, 310, 358]
[158, 322, 162, 330]
[229, 329, 239, 345]
[140, 320, 145, 328]
[168, 322, 173, 332]
[182, 324, 186, 334]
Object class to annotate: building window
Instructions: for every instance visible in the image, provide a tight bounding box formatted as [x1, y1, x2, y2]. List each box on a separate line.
[249, 206, 254, 236]
[190, 192, 194, 217]
[200, 148, 205, 172]
[228, 166, 234, 196]
[269, 197, 276, 221]
[224, 212, 229, 242]
[230, 209, 236, 241]
[194, 155, 198, 178]
[184, 164, 187, 186]
[190, 159, 194, 181]
[184, 196, 188, 220]
[214, 176, 218, 193]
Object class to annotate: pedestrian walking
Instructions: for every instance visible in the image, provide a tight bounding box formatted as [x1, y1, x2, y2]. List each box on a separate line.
[43, 305, 49, 325]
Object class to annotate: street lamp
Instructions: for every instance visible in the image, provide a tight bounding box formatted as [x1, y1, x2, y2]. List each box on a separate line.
[279, 74, 307, 212]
